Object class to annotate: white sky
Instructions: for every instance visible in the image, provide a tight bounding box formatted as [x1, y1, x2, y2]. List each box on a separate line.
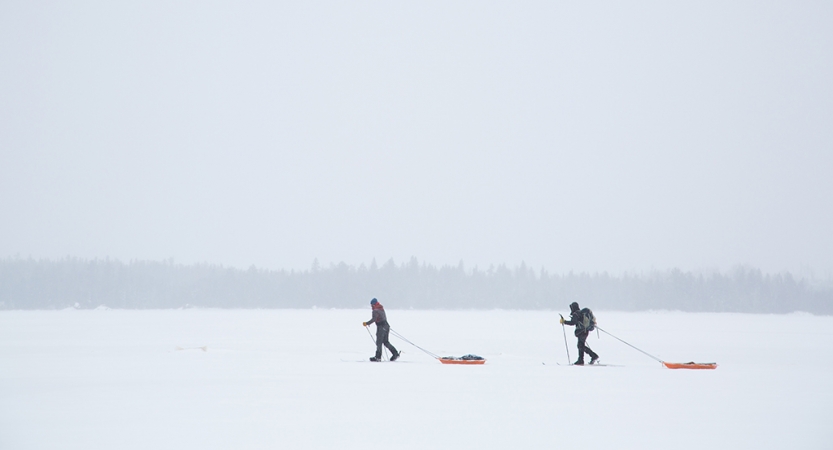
[1, 1, 832, 277]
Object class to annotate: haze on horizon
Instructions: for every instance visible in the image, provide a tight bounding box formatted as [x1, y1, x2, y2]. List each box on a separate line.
[1, 1, 832, 278]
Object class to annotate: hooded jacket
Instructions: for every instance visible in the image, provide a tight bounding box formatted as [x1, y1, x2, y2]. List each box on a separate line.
[563, 302, 586, 336]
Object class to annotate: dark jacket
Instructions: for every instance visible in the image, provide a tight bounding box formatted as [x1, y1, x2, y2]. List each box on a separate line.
[366, 303, 388, 328]
[564, 309, 586, 336]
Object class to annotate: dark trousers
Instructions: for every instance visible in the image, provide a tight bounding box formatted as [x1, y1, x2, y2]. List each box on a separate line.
[576, 331, 598, 362]
[375, 323, 398, 359]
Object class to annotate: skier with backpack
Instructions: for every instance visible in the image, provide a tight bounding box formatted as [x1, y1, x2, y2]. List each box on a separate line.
[560, 302, 600, 365]
[362, 298, 400, 362]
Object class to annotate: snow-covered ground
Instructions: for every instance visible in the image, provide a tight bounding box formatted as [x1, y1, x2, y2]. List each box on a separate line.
[1, 309, 831, 449]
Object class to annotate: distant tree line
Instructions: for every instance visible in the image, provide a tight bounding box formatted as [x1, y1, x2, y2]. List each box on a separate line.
[0, 257, 830, 314]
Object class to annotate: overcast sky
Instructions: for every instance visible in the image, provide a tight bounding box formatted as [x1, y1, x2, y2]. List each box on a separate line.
[1, 1, 831, 277]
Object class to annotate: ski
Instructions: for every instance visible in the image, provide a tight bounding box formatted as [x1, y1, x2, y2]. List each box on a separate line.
[340, 359, 393, 363]
[555, 362, 621, 367]
[340, 351, 403, 363]
[339, 359, 412, 363]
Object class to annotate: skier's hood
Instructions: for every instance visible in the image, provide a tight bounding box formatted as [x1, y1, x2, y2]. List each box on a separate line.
[569, 302, 580, 313]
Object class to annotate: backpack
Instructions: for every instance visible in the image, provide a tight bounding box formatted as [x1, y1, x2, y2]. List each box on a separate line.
[579, 308, 596, 332]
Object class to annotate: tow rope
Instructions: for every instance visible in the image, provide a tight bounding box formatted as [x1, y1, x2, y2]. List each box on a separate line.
[389, 328, 440, 359]
[596, 326, 664, 364]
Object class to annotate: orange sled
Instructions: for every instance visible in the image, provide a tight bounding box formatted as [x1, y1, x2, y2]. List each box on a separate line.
[439, 358, 486, 365]
[663, 362, 717, 370]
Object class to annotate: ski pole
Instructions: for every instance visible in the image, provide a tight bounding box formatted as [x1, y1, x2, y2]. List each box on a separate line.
[560, 314, 571, 365]
[365, 324, 386, 361]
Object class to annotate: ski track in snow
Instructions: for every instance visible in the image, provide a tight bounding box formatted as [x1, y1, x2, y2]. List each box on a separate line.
[0, 309, 831, 450]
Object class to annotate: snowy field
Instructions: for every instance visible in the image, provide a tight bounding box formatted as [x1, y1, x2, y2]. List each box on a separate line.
[1, 309, 831, 450]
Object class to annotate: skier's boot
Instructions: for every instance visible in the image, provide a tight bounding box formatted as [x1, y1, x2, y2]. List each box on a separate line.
[573, 360, 584, 366]
[390, 351, 400, 361]
[589, 356, 600, 365]
[369, 356, 381, 362]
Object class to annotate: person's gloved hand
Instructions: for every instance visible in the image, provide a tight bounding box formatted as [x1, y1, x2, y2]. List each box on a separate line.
[559, 317, 565, 324]
[362, 322, 368, 327]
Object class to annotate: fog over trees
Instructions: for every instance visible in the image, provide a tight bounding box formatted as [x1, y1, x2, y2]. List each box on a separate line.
[0, 257, 830, 314]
